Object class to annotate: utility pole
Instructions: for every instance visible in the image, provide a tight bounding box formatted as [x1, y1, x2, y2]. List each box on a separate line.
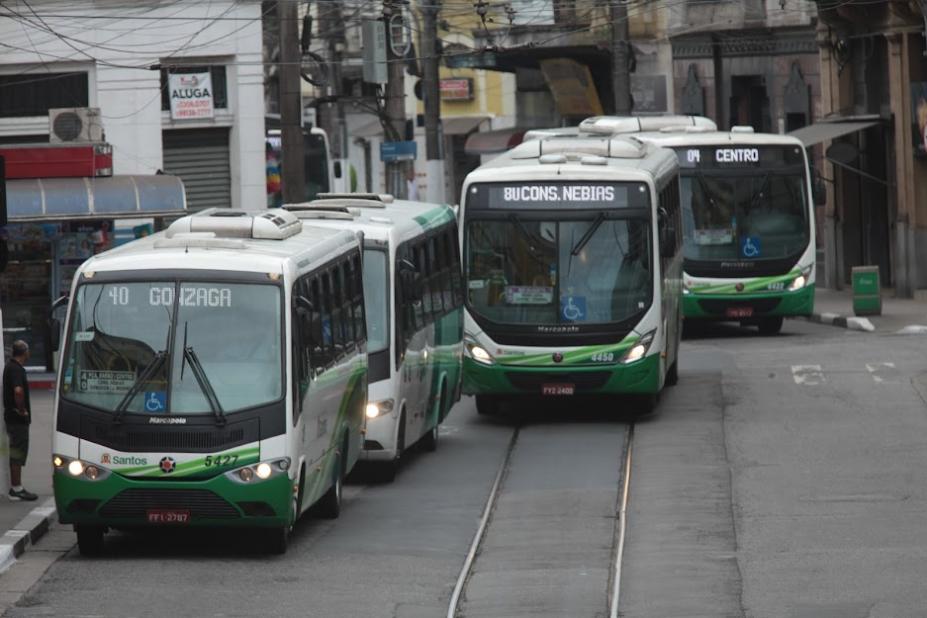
[421, 0, 445, 203]
[279, 0, 306, 203]
[384, 0, 408, 198]
[611, 0, 632, 115]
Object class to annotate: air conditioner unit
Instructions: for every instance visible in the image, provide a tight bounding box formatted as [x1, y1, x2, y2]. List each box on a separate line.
[48, 107, 103, 143]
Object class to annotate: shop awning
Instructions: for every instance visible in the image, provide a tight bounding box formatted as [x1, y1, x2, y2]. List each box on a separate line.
[788, 119, 881, 147]
[464, 127, 529, 155]
[7, 174, 186, 222]
[443, 116, 489, 136]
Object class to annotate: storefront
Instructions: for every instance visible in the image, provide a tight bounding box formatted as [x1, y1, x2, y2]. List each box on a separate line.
[1, 174, 185, 369]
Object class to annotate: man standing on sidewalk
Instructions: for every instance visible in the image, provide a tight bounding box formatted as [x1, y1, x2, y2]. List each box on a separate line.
[2, 341, 37, 501]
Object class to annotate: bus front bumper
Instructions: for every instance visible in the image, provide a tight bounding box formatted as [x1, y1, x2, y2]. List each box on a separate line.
[54, 469, 293, 528]
[683, 285, 814, 319]
[462, 353, 661, 397]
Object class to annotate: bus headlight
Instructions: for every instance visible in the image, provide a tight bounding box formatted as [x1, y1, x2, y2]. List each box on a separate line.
[53, 455, 111, 481]
[366, 399, 394, 419]
[227, 458, 291, 484]
[788, 267, 812, 291]
[466, 342, 494, 365]
[620, 331, 656, 364]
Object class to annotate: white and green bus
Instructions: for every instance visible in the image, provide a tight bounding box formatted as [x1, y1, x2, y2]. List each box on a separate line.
[577, 117, 820, 334]
[459, 134, 683, 414]
[51, 209, 367, 555]
[282, 194, 463, 481]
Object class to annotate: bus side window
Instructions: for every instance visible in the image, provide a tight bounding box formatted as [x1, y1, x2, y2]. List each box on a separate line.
[435, 232, 452, 313]
[416, 241, 433, 320]
[396, 244, 416, 355]
[293, 277, 311, 419]
[329, 268, 346, 355]
[427, 236, 444, 316]
[314, 276, 334, 368]
[338, 261, 355, 349]
[349, 252, 366, 345]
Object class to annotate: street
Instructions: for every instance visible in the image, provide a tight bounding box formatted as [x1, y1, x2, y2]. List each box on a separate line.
[3, 319, 927, 617]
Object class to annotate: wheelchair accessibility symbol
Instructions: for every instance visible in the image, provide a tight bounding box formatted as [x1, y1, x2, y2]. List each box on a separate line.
[741, 236, 761, 258]
[560, 296, 586, 322]
[145, 391, 167, 413]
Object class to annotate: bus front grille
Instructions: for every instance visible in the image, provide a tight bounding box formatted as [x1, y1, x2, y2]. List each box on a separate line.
[99, 488, 240, 519]
[504, 371, 611, 392]
[697, 297, 781, 316]
[87, 419, 256, 453]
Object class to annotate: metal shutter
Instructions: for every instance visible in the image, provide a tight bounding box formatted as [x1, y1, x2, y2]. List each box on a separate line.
[162, 128, 231, 211]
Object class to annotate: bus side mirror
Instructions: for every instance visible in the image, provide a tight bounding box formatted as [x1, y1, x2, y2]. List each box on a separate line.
[49, 318, 61, 352]
[333, 161, 342, 179]
[658, 208, 676, 258]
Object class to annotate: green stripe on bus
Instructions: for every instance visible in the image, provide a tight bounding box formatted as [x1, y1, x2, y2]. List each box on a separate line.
[118, 446, 261, 478]
[498, 335, 640, 367]
[687, 269, 800, 295]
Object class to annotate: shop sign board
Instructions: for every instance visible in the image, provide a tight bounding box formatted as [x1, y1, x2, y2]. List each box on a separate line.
[380, 141, 417, 162]
[440, 78, 473, 101]
[168, 72, 214, 120]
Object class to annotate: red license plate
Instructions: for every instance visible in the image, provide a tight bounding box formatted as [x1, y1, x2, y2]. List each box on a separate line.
[146, 509, 190, 524]
[541, 383, 575, 396]
[726, 306, 753, 318]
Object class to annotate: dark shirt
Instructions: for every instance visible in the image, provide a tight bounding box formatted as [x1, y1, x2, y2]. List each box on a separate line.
[3, 359, 30, 426]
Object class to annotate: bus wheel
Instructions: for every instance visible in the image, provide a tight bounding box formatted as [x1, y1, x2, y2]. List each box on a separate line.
[75, 525, 105, 557]
[421, 388, 445, 453]
[317, 438, 347, 519]
[665, 360, 679, 387]
[758, 317, 784, 336]
[475, 395, 498, 416]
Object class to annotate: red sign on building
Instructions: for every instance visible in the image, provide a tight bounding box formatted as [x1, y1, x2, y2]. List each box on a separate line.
[440, 78, 473, 101]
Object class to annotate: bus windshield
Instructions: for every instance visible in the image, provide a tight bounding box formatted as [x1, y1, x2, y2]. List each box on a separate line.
[674, 145, 809, 263]
[60, 281, 283, 415]
[362, 249, 389, 353]
[680, 173, 808, 262]
[466, 217, 652, 326]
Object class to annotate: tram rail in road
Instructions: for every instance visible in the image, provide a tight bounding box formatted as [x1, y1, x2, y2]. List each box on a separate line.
[447, 415, 635, 618]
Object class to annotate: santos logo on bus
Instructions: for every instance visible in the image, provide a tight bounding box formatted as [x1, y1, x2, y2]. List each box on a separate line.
[503, 185, 616, 202]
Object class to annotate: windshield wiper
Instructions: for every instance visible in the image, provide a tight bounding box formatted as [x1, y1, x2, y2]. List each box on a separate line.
[749, 173, 771, 209]
[183, 344, 226, 425]
[113, 350, 169, 422]
[570, 212, 607, 256]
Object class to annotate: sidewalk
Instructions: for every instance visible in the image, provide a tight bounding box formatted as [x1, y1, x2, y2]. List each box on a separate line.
[0, 389, 59, 572]
[804, 285, 927, 334]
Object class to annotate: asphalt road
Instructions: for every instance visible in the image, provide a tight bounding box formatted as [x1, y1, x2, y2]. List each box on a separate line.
[6, 318, 927, 617]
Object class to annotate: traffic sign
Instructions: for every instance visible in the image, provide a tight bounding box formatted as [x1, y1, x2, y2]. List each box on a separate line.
[380, 141, 417, 162]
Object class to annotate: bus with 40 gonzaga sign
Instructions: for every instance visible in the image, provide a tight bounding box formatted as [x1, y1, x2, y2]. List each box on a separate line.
[578, 117, 821, 334]
[459, 134, 683, 414]
[52, 209, 367, 555]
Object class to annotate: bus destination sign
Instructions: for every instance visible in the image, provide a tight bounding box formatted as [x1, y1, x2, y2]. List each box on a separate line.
[676, 145, 804, 169]
[468, 182, 649, 210]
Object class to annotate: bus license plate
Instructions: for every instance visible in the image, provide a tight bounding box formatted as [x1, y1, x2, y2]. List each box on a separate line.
[726, 306, 753, 318]
[147, 509, 190, 524]
[541, 383, 575, 396]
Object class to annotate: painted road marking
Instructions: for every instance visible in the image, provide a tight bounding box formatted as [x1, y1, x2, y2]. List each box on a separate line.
[791, 365, 824, 385]
[866, 362, 898, 384]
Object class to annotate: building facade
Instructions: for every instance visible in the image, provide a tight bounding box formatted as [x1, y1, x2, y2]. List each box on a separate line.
[0, 1, 266, 368]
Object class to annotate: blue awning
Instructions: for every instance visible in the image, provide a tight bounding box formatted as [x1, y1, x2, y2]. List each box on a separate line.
[7, 174, 187, 222]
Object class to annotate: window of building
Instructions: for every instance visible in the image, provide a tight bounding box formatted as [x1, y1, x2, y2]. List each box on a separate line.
[0, 72, 89, 118]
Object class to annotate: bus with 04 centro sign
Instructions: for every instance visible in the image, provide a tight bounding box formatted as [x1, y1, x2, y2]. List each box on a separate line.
[51, 208, 367, 555]
[459, 134, 683, 414]
[282, 193, 463, 482]
[577, 117, 822, 335]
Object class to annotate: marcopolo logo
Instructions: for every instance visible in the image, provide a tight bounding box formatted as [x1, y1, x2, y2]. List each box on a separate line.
[104, 454, 148, 466]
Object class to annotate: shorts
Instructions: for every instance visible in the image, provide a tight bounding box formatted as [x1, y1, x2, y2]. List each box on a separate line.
[7, 424, 29, 467]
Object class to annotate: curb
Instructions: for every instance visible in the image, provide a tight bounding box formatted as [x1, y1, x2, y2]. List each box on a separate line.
[0, 498, 57, 574]
[803, 312, 875, 332]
